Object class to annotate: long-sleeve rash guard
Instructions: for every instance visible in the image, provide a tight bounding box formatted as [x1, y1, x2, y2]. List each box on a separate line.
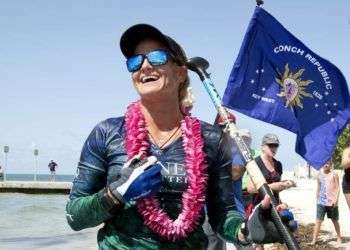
[66, 117, 245, 249]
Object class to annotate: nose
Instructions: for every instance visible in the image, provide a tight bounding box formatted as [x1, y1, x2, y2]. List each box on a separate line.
[140, 57, 153, 73]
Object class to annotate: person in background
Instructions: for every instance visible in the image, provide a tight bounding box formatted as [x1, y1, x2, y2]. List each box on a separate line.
[204, 112, 250, 250]
[0, 164, 3, 179]
[309, 160, 342, 246]
[246, 133, 295, 214]
[230, 128, 252, 216]
[340, 147, 350, 209]
[214, 112, 247, 216]
[246, 133, 296, 250]
[48, 160, 58, 181]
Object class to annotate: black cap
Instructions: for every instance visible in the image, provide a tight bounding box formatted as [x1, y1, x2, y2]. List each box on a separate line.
[120, 24, 187, 65]
[262, 133, 280, 145]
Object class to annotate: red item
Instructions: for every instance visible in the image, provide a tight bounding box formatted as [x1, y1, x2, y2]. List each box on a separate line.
[214, 112, 236, 125]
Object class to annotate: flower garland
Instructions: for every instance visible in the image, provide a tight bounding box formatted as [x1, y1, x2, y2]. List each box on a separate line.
[124, 101, 208, 241]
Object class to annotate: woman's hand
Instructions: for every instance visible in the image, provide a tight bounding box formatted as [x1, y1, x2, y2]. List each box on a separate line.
[269, 180, 295, 192]
[108, 154, 162, 203]
[282, 180, 296, 189]
[239, 195, 298, 245]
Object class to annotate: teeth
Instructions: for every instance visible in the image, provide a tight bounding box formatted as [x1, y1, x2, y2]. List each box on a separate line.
[141, 75, 159, 83]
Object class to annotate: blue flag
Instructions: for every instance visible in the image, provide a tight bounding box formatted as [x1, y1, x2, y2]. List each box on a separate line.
[222, 7, 350, 169]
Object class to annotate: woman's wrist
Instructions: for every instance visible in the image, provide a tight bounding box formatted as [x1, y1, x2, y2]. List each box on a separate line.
[107, 188, 121, 205]
[237, 221, 250, 246]
[100, 188, 124, 214]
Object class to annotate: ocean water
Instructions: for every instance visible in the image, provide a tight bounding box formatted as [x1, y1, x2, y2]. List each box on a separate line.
[0, 193, 98, 250]
[0, 174, 98, 249]
[3, 174, 75, 182]
[0, 188, 239, 249]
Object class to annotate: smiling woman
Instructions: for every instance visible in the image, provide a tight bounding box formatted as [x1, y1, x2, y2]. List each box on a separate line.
[65, 24, 296, 250]
[130, 39, 187, 110]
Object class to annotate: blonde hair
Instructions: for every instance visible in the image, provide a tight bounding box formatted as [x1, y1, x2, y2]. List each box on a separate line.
[179, 76, 195, 114]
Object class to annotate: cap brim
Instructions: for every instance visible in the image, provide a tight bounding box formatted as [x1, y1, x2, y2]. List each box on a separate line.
[120, 24, 169, 58]
[262, 141, 280, 145]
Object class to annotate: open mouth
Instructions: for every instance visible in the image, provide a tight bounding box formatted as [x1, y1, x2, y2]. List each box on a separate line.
[141, 75, 160, 84]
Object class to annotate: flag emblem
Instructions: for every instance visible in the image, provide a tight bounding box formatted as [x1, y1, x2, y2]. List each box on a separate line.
[276, 64, 313, 109]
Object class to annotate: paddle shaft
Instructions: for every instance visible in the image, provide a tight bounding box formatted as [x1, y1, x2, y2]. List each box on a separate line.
[188, 60, 300, 250]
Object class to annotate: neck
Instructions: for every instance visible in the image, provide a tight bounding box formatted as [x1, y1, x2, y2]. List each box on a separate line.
[323, 169, 331, 174]
[140, 99, 183, 132]
[261, 153, 273, 161]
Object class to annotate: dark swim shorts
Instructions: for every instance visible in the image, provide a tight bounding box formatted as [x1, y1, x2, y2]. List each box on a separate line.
[316, 204, 339, 221]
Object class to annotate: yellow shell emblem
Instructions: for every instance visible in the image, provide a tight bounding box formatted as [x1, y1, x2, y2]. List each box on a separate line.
[276, 64, 313, 108]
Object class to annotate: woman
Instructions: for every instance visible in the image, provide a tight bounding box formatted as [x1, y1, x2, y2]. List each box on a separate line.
[246, 134, 296, 250]
[214, 112, 246, 216]
[341, 147, 350, 209]
[66, 24, 294, 249]
[247, 134, 295, 205]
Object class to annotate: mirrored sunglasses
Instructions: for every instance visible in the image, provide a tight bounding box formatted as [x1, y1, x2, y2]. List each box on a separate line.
[126, 49, 176, 73]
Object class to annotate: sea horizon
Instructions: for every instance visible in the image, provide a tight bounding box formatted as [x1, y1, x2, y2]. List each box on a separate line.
[1, 174, 75, 182]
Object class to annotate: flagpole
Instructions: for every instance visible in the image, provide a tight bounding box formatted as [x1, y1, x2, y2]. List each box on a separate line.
[256, 0, 264, 6]
[187, 57, 300, 250]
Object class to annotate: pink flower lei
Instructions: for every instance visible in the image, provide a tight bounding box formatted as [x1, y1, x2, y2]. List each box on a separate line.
[124, 101, 208, 241]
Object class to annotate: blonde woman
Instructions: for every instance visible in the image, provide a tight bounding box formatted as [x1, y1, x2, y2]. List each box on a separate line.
[66, 24, 296, 249]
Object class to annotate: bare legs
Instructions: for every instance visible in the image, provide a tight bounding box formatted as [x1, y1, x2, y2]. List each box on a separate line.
[331, 219, 342, 244]
[310, 219, 342, 245]
[310, 219, 322, 245]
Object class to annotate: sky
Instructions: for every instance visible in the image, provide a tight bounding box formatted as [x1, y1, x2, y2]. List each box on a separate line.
[1, 0, 349, 174]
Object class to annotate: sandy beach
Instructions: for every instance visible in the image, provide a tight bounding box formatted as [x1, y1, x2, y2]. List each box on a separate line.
[278, 176, 350, 249]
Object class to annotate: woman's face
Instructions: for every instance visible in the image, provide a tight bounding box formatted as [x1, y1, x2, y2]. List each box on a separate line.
[323, 161, 332, 171]
[262, 143, 279, 158]
[131, 39, 186, 102]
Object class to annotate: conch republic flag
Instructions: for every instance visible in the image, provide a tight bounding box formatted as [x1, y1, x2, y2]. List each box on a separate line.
[222, 7, 350, 169]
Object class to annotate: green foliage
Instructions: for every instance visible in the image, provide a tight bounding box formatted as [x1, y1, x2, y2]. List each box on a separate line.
[332, 124, 350, 169]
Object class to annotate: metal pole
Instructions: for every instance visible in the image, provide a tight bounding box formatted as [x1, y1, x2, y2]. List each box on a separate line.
[34, 149, 39, 181]
[4, 153, 7, 181]
[3, 146, 9, 182]
[34, 155, 37, 181]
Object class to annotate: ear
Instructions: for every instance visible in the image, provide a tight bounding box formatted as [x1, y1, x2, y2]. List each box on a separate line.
[176, 65, 187, 83]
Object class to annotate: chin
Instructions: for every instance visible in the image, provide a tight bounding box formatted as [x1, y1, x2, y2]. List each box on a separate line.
[138, 90, 164, 102]
[136, 85, 161, 97]
[141, 86, 163, 94]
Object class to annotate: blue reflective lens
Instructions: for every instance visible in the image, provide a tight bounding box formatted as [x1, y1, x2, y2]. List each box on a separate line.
[126, 49, 170, 72]
[147, 50, 168, 66]
[126, 55, 143, 72]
